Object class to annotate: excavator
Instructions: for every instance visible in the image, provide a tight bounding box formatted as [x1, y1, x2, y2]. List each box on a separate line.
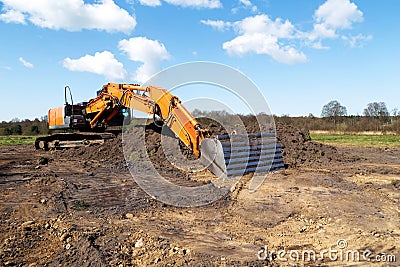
[35, 83, 284, 178]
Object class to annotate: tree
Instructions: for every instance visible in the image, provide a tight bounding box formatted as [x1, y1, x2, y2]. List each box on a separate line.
[30, 125, 39, 134]
[363, 102, 389, 117]
[321, 100, 347, 117]
[364, 102, 390, 124]
[40, 115, 48, 122]
[3, 127, 12, 135]
[363, 102, 390, 131]
[321, 100, 347, 128]
[11, 124, 22, 135]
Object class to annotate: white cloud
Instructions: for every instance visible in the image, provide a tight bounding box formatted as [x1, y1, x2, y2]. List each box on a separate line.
[118, 37, 170, 83]
[203, 0, 370, 64]
[0, 9, 25, 24]
[223, 33, 307, 64]
[63, 51, 127, 80]
[233, 15, 296, 38]
[19, 57, 34, 68]
[315, 0, 363, 30]
[0, 0, 136, 33]
[146, 0, 222, 8]
[62, 37, 170, 82]
[309, 23, 337, 40]
[309, 0, 364, 44]
[205, 15, 306, 64]
[231, 0, 257, 13]
[342, 34, 372, 48]
[138, 0, 162, 7]
[239, 0, 252, 6]
[200, 19, 230, 31]
[238, 0, 257, 12]
[164, 0, 221, 8]
[310, 41, 330, 50]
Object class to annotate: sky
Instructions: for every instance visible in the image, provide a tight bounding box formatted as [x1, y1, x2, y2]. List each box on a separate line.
[0, 0, 399, 121]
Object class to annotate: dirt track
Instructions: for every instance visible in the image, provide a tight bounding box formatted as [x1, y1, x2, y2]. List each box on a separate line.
[0, 121, 399, 266]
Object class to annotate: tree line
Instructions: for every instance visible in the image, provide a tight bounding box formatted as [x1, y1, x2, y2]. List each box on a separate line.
[321, 100, 393, 120]
[0, 117, 49, 136]
[1, 100, 399, 136]
[277, 100, 399, 133]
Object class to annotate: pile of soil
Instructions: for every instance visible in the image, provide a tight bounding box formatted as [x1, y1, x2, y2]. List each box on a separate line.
[275, 122, 348, 168]
[55, 123, 191, 183]
[198, 116, 349, 169]
[55, 116, 349, 172]
[55, 134, 126, 169]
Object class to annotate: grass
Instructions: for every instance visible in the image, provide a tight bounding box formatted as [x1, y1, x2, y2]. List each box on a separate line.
[0, 135, 39, 145]
[2, 133, 399, 148]
[310, 133, 400, 148]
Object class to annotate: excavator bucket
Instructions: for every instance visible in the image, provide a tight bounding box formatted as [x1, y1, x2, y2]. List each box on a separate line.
[200, 133, 284, 178]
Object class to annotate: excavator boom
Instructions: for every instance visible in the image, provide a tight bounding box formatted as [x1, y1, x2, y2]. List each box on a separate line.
[83, 83, 210, 157]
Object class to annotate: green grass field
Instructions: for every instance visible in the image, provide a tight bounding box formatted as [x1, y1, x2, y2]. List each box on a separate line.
[1, 134, 399, 148]
[0, 135, 38, 145]
[310, 133, 400, 147]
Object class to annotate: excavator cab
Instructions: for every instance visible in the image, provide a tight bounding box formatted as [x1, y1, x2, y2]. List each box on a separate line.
[64, 104, 87, 129]
[47, 103, 86, 130]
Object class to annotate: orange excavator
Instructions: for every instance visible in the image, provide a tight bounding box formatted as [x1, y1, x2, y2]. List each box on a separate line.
[35, 83, 284, 177]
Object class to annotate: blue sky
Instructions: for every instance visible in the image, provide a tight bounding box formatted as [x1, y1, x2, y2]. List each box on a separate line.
[0, 0, 399, 121]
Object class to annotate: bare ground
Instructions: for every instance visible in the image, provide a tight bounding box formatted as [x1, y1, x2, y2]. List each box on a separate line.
[0, 123, 399, 266]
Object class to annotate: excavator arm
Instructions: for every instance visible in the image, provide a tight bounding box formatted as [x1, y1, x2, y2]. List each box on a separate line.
[84, 83, 210, 157]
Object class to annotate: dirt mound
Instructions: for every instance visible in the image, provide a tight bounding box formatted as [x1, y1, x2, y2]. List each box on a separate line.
[275, 122, 348, 168]
[199, 116, 349, 168]
[143, 124, 192, 182]
[54, 116, 348, 171]
[62, 135, 124, 160]
[54, 134, 126, 170]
